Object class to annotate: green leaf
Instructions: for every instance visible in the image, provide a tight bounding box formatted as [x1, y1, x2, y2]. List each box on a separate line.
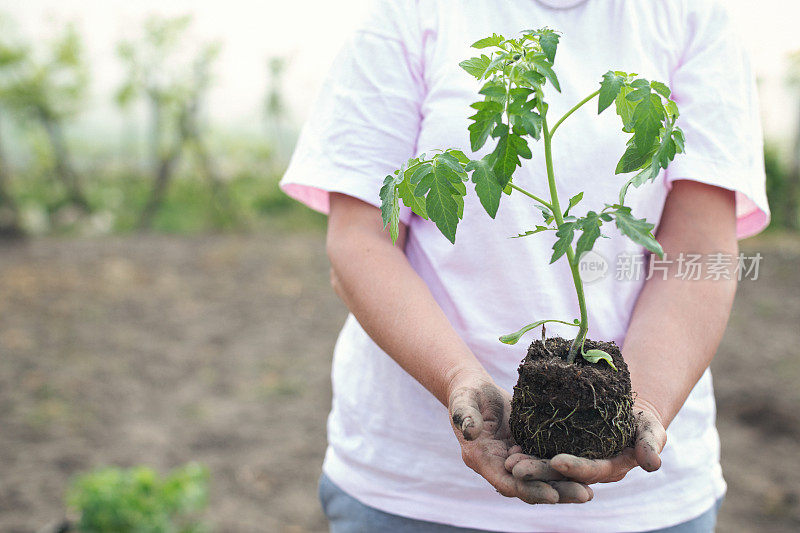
[438, 151, 468, 178]
[563, 191, 583, 217]
[538, 30, 560, 64]
[466, 156, 503, 218]
[380, 173, 403, 243]
[550, 222, 576, 263]
[490, 129, 530, 187]
[407, 161, 433, 185]
[671, 127, 685, 153]
[632, 92, 665, 151]
[459, 54, 491, 79]
[468, 100, 503, 151]
[615, 139, 658, 174]
[499, 318, 578, 345]
[583, 349, 617, 370]
[447, 149, 471, 165]
[397, 177, 427, 219]
[615, 86, 636, 131]
[414, 157, 467, 244]
[511, 110, 543, 139]
[598, 71, 625, 114]
[576, 212, 602, 258]
[512, 226, 553, 238]
[651, 80, 671, 98]
[665, 99, 680, 120]
[520, 69, 546, 89]
[479, 82, 507, 99]
[614, 207, 664, 257]
[530, 53, 561, 92]
[472, 33, 505, 49]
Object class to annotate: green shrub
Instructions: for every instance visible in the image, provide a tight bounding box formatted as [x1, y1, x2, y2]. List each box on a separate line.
[66, 463, 210, 533]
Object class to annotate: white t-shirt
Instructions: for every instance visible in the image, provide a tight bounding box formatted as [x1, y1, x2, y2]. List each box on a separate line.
[280, 1, 769, 531]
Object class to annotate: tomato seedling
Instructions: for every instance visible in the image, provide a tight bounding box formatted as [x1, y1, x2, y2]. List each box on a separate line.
[380, 29, 683, 369]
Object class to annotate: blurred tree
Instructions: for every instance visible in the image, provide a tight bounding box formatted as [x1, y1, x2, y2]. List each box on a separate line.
[0, 39, 24, 237]
[116, 15, 230, 228]
[764, 143, 788, 228]
[265, 57, 286, 129]
[782, 50, 800, 230]
[0, 23, 90, 218]
[264, 56, 289, 169]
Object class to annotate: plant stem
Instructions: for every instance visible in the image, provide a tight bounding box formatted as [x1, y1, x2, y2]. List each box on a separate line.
[509, 183, 552, 209]
[549, 89, 600, 137]
[542, 116, 589, 364]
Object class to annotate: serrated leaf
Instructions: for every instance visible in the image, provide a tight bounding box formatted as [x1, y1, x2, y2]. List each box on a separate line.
[490, 130, 530, 187]
[466, 156, 503, 218]
[468, 104, 502, 152]
[447, 149, 471, 165]
[408, 162, 433, 185]
[576, 212, 602, 258]
[632, 92, 665, 151]
[459, 55, 491, 79]
[530, 53, 561, 92]
[672, 127, 685, 153]
[651, 80, 671, 98]
[599, 71, 625, 114]
[379, 173, 403, 243]
[614, 207, 663, 257]
[665, 99, 680, 120]
[512, 226, 552, 238]
[563, 192, 583, 217]
[397, 178, 427, 219]
[520, 69, 546, 89]
[550, 222, 576, 263]
[616, 139, 658, 174]
[438, 152, 468, 178]
[472, 33, 505, 49]
[414, 157, 467, 244]
[583, 349, 617, 370]
[479, 82, 507, 99]
[538, 30, 560, 64]
[615, 86, 636, 131]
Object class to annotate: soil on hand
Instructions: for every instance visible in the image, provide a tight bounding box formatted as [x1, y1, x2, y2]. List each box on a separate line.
[510, 337, 635, 459]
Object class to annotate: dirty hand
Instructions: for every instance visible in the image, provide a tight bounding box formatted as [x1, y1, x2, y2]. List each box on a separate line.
[506, 399, 667, 486]
[448, 372, 594, 504]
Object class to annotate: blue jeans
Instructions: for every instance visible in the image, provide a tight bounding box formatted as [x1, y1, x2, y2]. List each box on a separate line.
[319, 473, 722, 533]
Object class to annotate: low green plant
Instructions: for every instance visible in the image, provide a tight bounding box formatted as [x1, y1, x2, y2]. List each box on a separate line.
[380, 29, 684, 367]
[66, 463, 209, 533]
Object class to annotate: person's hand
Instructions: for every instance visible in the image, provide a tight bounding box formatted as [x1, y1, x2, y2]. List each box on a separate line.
[448, 371, 594, 504]
[506, 399, 667, 486]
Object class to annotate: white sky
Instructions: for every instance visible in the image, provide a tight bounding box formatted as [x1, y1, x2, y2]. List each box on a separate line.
[2, 0, 800, 142]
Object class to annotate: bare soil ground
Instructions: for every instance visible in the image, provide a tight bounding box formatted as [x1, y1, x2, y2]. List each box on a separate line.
[0, 231, 798, 532]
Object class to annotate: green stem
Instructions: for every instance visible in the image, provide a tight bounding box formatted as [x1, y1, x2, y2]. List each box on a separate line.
[509, 183, 552, 209]
[542, 115, 589, 364]
[549, 89, 600, 138]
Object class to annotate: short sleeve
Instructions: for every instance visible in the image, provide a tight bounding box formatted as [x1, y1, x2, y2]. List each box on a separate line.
[665, 0, 770, 238]
[279, 1, 424, 225]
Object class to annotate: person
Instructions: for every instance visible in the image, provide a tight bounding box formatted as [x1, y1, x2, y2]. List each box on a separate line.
[280, 0, 769, 531]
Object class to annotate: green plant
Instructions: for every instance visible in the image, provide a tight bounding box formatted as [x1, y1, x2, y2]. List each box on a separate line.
[66, 463, 210, 533]
[380, 29, 684, 367]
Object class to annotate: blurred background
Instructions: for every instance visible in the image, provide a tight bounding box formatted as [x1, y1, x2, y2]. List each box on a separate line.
[0, 1, 798, 531]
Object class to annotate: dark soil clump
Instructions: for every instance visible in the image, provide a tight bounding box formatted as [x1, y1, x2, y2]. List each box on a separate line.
[509, 337, 635, 459]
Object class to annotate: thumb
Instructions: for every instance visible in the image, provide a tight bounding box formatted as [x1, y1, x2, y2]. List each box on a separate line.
[633, 404, 667, 472]
[449, 386, 484, 441]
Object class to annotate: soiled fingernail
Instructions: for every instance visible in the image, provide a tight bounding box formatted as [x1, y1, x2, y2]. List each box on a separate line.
[461, 416, 474, 431]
